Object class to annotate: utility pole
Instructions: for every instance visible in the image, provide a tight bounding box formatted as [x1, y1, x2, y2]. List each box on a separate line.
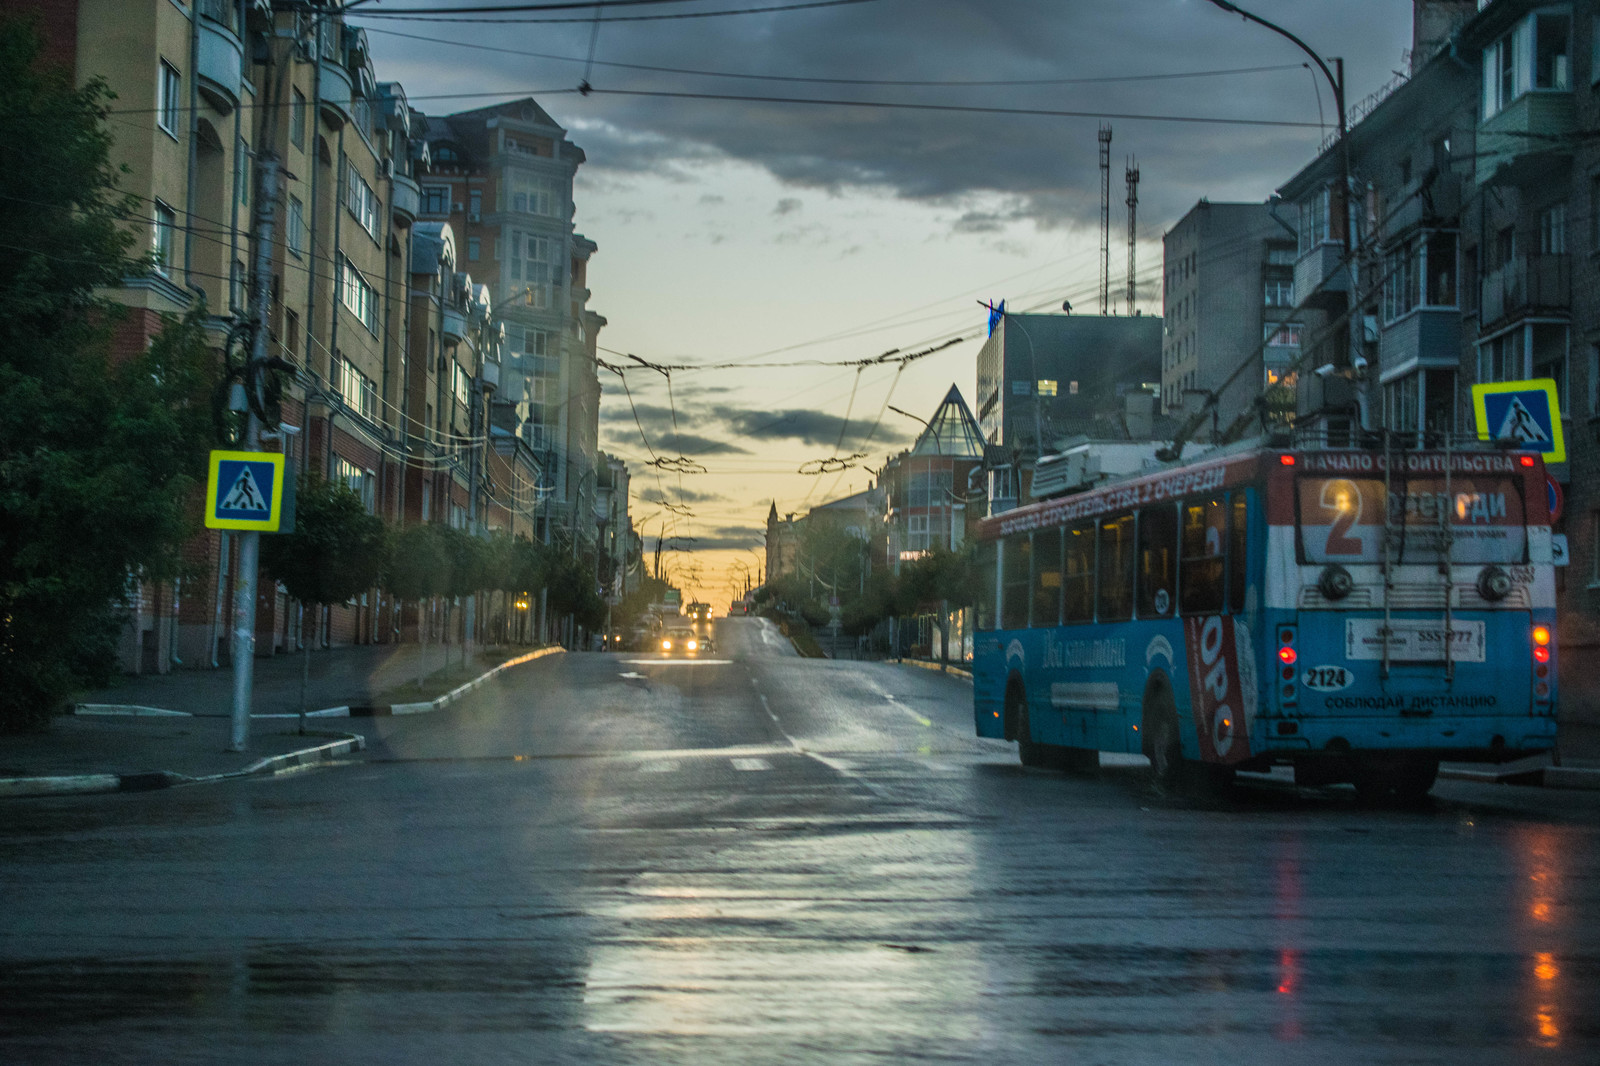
[1098, 124, 1112, 316]
[1125, 157, 1140, 315]
[230, 153, 281, 752]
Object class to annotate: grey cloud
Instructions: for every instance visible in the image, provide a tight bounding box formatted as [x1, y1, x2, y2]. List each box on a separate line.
[711, 404, 912, 451]
[773, 197, 802, 216]
[640, 487, 728, 506]
[372, 1, 1411, 233]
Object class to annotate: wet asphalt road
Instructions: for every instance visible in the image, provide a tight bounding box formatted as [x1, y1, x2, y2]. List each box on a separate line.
[3, 616, 1600, 1065]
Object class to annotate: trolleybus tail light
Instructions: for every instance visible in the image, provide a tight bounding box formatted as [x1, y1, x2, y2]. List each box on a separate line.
[1278, 625, 1298, 707]
[1279, 454, 1296, 466]
[1533, 625, 1551, 647]
[1520, 455, 1536, 467]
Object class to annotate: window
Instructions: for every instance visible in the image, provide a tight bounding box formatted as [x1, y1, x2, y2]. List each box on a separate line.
[1478, 331, 1524, 383]
[1298, 186, 1330, 252]
[1387, 373, 1421, 433]
[1383, 231, 1458, 322]
[1265, 279, 1294, 307]
[906, 513, 931, 552]
[452, 361, 470, 409]
[290, 88, 306, 150]
[1136, 505, 1177, 618]
[333, 456, 376, 513]
[1032, 527, 1062, 628]
[421, 184, 451, 215]
[1011, 380, 1032, 396]
[469, 189, 482, 219]
[284, 310, 299, 358]
[510, 230, 552, 308]
[1096, 515, 1136, 623]
[1267, 244, 1295, 266]
[1036, 380, 1058, 397]
[976, 542, 997, 631]
[906, 469, 952, 509]
[467, 236, 480, 261]
[337, 255, 379, 334]
[1494, 226, 1516, 270]
[1539, 202, 1567, 255]
[1484, 14, 1570, 119]
[335, 357, 378, 420]
[1001, 534, 1031, 630]
[1228, 493, 1248, 613]
[1180, 496, 1228, 616]
[158, 60, 180, 135]
[152, 200, 175, 274]
[287, 195, 304, 257]
[345, 161, 379, 240]
[1265, 323, 1304, 348]
[508, 170, 559, 216]
[1063, 522, 1095, 623]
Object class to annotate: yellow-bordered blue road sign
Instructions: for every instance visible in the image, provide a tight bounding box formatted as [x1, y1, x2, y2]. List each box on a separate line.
[205, 450, 286, 531]
[1471, 378, 1565, 464]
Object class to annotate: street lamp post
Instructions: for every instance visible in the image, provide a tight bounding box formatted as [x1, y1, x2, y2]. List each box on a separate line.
[1204, 1, 1362, 428]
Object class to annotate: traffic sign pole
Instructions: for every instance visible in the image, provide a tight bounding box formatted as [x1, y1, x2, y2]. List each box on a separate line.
[228, 155, 282, 752]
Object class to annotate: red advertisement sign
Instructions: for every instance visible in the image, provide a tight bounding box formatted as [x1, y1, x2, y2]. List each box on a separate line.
[1184, 615, 1252, 765]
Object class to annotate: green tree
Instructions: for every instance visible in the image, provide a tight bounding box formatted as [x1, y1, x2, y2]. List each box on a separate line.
[259, 475, 386, 727]
[382, 522, 450, 686]
[439, 526, 490, 668]
[0, 22, 214, 730]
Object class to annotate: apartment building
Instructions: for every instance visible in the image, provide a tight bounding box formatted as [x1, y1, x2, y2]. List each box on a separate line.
[20, 0, 550, 670]
[410, 99, 609, 550]
[1161, 201, 1300, 439]
[1267, 0, 1600, 725]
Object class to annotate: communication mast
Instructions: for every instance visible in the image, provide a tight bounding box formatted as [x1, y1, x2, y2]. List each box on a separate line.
[1125, 157, 1140, 314]
[1098, 124, 1112, 316]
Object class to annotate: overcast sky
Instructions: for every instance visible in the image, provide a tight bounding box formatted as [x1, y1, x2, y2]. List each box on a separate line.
[362, 0, 1417, 602]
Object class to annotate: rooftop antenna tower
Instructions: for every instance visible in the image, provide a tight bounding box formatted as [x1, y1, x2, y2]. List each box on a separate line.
[1125, 156, 1140, 314]
[1098, 124, 1112, 315]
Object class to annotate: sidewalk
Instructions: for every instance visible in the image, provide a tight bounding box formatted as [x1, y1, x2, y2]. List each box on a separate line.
[0, 642, 552, 799]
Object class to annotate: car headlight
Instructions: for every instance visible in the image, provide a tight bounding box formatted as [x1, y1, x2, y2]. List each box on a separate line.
[661, 639, 672, 650]
[687, 640, 698, 650]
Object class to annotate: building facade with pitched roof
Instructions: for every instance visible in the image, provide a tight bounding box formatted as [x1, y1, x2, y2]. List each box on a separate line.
[881, 385, 987, 572]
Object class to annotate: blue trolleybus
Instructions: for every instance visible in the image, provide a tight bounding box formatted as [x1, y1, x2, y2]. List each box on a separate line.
[972, 442, 1558, 799]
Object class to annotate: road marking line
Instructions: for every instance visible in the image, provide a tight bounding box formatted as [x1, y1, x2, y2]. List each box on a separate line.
[638, 761, 679, 773]
[731, 758, 771, 771]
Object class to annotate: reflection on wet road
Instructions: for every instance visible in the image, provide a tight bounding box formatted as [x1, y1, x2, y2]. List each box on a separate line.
[3, 618, 1600, 1064]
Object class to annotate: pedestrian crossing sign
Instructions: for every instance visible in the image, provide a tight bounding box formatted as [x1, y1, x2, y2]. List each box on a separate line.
[1471, 378, 1565, 464]
[205, 450, 286, 531]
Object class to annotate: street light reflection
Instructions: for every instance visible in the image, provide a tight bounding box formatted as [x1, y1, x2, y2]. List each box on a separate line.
[1517, 826, 1567, 1049]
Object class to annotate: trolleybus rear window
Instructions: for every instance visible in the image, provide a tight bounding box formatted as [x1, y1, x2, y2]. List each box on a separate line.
[1297, 475, 1527, 564]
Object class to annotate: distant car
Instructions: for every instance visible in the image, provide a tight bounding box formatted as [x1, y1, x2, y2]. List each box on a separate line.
[659, 627, 708, 656]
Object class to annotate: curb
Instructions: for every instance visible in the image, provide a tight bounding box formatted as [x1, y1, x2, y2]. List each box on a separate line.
[893, 658, 974, 681]
[297, 645, 565, 717]
[0, 732, 366, 800]
[71, 646, 566, 720]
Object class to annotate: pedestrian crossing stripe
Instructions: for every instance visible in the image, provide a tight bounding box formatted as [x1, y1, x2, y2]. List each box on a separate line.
[204, 450, 287, 531]
[1471, 379, 1565, 464]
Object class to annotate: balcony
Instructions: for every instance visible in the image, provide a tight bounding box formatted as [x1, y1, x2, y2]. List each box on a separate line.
[441, 307, 467, 344]
[1378, 307, 1463, 381]
[1480, 254, 1570, 331]
[195, 0, 243, 114]
[1293, 241, 1349, 309]
[317, 60, 354, 129]
[391, 173, 420, 226]
[1476, 92, 1576, 186]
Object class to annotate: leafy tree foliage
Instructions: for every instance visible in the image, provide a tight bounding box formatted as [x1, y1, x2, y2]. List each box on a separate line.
[0, 22, 214, 730]
[258, 475, 386, 610]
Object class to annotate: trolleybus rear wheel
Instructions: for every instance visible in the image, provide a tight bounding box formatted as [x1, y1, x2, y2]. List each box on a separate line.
[1011, 687, 1049, 768]
[1143, 698, 1183, 795]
